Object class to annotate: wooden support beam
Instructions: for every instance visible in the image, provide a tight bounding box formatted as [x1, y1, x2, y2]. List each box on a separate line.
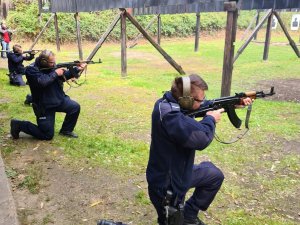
[128, 15, 157, 48]
[273, 11, 300, 58]
[74, 12, 83, 60]
[253, 10, 260, 40]
[221, 1, 238, 97]
[157, 14, 161, 45]
[87, 12, 122, 61]
[29, 13, 55, 50]
[263, 11, 273, 61]
[194, 13, 201, 52]
[125, 11, 185, 75]
[233, 9, 272, 63]
[240, 11, 258, 41]
[120, 9, 127, 77]
[54, 13, 60, 52]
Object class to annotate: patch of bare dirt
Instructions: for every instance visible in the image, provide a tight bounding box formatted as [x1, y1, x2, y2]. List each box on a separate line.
[235, 136, 300, 223]
[256, 79, 300, 103]
[4, 140, 155, 225]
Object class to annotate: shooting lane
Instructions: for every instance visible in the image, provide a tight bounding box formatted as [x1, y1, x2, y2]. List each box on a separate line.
[37, 0, 300, 96]
[234, 8, 300, 63]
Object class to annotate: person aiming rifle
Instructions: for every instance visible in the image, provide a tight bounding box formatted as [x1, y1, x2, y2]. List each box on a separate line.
[97, 76, 274, 225]
[6, 45, 40, 86]
[10, 49, 87, 140]
[147, 74, 253, 225]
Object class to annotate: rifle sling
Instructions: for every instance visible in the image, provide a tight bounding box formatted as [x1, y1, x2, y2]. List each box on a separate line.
[214, 104, 252, 144]
[64, 68, 88, 92]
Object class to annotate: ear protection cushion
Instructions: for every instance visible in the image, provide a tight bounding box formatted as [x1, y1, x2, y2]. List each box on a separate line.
[178, 76, 194, 110]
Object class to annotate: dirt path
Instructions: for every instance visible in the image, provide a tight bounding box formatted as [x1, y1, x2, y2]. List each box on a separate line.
[4, 140, 155, 225]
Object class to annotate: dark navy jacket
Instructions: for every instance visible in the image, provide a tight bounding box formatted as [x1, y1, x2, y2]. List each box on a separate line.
[25, 58, 74, 110]
[146, 91, 216, 198]
[7, 52, 34, 74]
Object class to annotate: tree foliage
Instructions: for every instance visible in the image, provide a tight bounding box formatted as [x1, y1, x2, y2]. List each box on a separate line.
[6, 0, 296, 43]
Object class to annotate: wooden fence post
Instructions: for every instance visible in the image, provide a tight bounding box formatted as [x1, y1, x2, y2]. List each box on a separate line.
[221, 1, 238, 97]
[194, 13, 201, 52]
[54, 13, 60, 52]
[157, 14, 161, 45]
[263, 10, 273, 61]
[120, 8, 127, 77]
[74, 12, 83, 60]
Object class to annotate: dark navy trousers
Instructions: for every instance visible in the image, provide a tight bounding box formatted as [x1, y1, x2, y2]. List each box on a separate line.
[148, 161, 224, 225]
[9, 73, 26, 86]
[19, 98, 80, 140]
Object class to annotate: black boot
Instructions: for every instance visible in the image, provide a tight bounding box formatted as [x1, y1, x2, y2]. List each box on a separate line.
[24, 99, 30, 105]
[183, 217, 207, 225]
[59, 130, 78, 138]
[10, 119, 21, 139]
[24, 94, 32, 105]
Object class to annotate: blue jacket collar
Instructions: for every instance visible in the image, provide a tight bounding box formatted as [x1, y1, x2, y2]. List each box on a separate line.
[163, 91, 177, 103]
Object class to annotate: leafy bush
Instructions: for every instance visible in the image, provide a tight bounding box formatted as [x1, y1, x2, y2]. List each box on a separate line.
[6, 0, 297, 43]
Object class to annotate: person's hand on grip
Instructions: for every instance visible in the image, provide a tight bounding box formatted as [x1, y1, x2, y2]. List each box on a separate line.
[77, 63, 87, 71]
[55, 68, 65, 76]
[206, 108, 224, 123]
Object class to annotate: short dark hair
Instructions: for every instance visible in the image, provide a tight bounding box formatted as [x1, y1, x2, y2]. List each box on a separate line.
[171, 74, 208, 100]
[38, 50, 55, 67]
[12, 44, 22, 53]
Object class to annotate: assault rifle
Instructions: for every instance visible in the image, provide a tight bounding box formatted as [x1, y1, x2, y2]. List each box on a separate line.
[0, 49, 42, 55]
[45, 59, 102, 79]
[186, 87, 275, 129]
[23, 50, 42, 54]
[55, 59, 102, 69]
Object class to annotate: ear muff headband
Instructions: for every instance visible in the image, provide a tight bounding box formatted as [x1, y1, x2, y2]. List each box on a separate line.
[178, 76, 194, 110]
[182, 76, 191, 97]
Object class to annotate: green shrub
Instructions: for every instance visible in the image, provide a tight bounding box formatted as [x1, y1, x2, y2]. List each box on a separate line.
[6, 0, 297, 43]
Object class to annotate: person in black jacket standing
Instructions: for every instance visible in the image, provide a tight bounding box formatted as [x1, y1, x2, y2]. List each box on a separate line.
[7, 44, 35, 86]
[146, 75, 252, 225]
[10, 50, 86, 140]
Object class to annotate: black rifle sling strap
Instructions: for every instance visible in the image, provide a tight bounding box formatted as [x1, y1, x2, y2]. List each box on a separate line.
[64, 68, 88, 92]
[214, 104, 252, 144]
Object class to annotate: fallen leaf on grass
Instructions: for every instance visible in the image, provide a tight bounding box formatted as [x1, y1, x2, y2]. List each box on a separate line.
[33, 144, 40, 151]
[90, 200, 103, 207]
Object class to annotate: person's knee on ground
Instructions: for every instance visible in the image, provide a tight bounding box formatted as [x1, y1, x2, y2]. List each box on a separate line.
[9, 74, 26, 86]
[10, 119, 54, 140]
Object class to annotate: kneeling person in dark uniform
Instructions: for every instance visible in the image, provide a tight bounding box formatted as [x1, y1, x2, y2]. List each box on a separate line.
[10, 50, 86, 140]
[147, 75, 253, 225]
[7, 44, 35, 86]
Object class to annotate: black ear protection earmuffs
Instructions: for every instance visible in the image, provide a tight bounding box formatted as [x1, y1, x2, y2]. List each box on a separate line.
[39, 50, 52, 67]
[178, 76, 194, 110]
